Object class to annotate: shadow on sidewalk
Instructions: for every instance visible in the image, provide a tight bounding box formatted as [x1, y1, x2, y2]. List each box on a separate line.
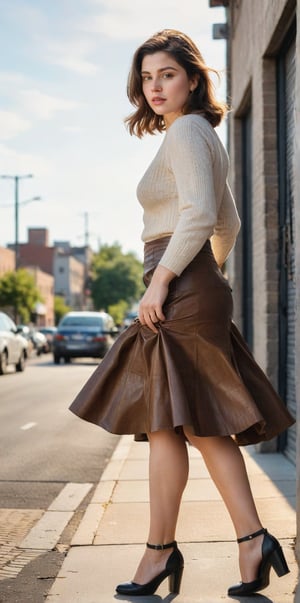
[247, 447, 296, 512]
[115, 594, 276, 602]
[227, 594, 276, 602]
[115, 595, 184, 602]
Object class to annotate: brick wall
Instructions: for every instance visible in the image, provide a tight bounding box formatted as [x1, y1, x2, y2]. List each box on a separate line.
[226, 0, 299, 569]
[229, 0, 297, 372]
[0, 247, 15, 275]
[228, 0, 298, 455]
[28, 228, 49, 247]
[18, 244, 55, 275]
[295, 3, 300, 569]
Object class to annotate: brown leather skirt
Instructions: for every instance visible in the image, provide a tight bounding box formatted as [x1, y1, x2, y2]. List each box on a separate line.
[69, 237, 294, 445]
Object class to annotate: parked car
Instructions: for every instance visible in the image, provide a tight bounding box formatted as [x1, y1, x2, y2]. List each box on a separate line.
[53, 311, 118, 364]
[122, 309, 139, 330]
[38, 326, 57, 352]
[17, 325, 48, 355]
[32, 329, 48, 355]
[14, 325, 34, 357]
[0, 312, 28, 374]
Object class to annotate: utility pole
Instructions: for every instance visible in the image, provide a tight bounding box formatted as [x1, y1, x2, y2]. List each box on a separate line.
[83, 211, 89, 309]
[84, 211, 89, 248]
[0, 174, 33, 270]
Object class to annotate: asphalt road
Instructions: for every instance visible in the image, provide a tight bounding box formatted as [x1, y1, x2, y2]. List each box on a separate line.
[0, 352, 119, 602]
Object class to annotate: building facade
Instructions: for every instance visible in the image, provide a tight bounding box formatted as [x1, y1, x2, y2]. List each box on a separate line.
[0, 247, 15, 275]
[7, 228, 90, 311]
[212, 0, 299, 569]
[27, 266, 55, 326]
[10, 228, 56, 275]
[54, 253, 85, 309]
[0, 245, 54, 325]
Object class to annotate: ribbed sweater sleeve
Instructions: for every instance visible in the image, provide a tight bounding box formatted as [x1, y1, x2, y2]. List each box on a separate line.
[158, 117, 218, 274]
[210, 180, 241, 267]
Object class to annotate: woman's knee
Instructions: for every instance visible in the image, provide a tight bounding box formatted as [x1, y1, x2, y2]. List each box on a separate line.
[182, 426, 202, 446]
[182, 428, 233, 453]
[148, 429, 186, 448]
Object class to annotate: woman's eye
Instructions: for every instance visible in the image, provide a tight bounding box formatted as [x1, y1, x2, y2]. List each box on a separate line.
[163, 72, 173, 78]
[142, 75, 151, 81]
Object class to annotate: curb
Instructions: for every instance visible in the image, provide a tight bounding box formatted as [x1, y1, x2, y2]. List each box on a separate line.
[20, 483, 93, 551]
[71, 435, 133, 546]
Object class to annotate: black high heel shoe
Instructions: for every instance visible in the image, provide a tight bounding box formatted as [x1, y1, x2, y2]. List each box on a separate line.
[228, 527, 290, 597]
[115, 540, 184, 596]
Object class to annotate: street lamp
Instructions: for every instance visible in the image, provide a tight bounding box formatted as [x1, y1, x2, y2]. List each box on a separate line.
[0, 174, 38, 270]
[20, 196, 42, 206]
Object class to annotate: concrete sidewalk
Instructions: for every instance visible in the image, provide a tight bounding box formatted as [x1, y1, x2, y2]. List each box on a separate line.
[46, 435, 297, 603]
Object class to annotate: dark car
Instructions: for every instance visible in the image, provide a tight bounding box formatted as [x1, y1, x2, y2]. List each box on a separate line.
[0, 312, 28, 374]
[122, 309, 139, 330]
[53, 311, 117, 364]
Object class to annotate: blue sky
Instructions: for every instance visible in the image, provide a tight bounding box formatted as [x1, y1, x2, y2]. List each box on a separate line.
[0, 0, 226, 260]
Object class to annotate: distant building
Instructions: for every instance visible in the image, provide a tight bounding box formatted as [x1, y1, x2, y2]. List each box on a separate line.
[8, 228, 56, 275]
[7, 228, 92, 311]
[54, 252, 85, 309]
[0, 245, 54, 325]
[0, 247, 15, 276]
[54, 240, 93, 294]
[26, 266, 55, 326]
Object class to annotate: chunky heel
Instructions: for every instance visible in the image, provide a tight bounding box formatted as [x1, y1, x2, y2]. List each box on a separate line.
[228, 527, 290, 597]
[169, 565, 183, 593]
[270, 546, 290, 577]
[116, 540, 184, 596]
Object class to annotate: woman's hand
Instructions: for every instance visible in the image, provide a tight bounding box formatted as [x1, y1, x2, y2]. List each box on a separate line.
[138, 264, 176, 333]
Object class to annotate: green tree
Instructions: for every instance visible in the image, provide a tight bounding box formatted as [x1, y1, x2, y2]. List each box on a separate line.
[54, 296, 71, 325]
[0, 269, 42, 323]
[91, 244, 144, 312]
[108, 300, 129, 326]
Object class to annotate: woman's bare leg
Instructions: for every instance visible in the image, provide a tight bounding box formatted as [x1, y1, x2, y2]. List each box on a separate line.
[133, 430, 188, 585]
[184, 431, 263, 583]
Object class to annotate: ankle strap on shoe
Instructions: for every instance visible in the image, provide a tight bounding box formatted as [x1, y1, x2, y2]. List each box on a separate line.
[237, 528, 267, 544]
[147, 540, 177, 550]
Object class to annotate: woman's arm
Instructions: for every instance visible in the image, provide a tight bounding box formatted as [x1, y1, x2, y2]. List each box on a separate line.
[210, 181, 241, 268]
[158, 115, 218, 276]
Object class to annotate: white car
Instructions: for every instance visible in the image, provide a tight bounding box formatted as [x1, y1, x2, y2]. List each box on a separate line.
[0, 312, 28, 374]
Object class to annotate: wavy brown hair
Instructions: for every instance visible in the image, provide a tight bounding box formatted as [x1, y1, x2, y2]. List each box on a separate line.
[125, 29, 227, 137]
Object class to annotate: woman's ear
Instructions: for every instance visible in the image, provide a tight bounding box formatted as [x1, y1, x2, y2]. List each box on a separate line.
[189, 75, 200, 92]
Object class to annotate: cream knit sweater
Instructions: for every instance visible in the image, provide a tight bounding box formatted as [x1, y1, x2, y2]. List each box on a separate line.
[137, 114, 241, 276]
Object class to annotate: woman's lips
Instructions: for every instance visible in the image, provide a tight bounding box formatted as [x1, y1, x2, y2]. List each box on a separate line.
[152, 97, 166, 105]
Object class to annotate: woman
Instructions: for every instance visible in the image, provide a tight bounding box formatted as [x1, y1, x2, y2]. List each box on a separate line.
[70, 29, 294, 597]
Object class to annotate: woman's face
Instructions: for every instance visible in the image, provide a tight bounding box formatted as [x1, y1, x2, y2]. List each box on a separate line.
[141, 51, 197, 128]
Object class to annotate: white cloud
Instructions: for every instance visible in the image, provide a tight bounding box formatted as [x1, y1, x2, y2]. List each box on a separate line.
[1, 2, 97, 76]
[0, 143, 52, 177]
[82, 0, 225, 41]
[20, 89, 79, 120]
[0, 71, 27, 87]
[62, 126, 84, 134]
[44, 38, 98, 76]
[1, 1, 46, 32]
[0, 110, 31, 141]
[53, 55, 98, 75]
